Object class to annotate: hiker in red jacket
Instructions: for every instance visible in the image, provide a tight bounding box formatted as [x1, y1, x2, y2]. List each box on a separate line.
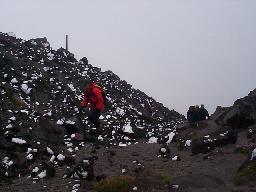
[80, 80, 104, 130]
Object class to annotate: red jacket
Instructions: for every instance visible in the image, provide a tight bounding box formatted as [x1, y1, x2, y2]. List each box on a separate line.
[80, 82, 104, 112]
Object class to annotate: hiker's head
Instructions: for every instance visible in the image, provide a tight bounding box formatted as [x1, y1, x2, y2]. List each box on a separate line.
[82, 80, 91, 89]
[201, 104, 205, 108]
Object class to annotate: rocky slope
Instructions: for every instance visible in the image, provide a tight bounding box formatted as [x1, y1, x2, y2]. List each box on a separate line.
[0, 32, 184, 191]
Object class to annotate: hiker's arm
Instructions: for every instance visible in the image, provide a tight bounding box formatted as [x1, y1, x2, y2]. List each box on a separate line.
[92, 88, 104, 112]
[80, 92, 88, 107]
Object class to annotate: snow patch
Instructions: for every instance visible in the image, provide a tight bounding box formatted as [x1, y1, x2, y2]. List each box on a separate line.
[47, 147, 54, 155]
[21, 84, 32, 94]
[160, 148, 167, 153]
[57, 154, 65, 161]
[67, 84, 76, 92]
[116, 107, 125, 116]
[166, 132, 175, 144]
[57, 119, 64, 125]
[148, 137, 158, 144]
[123, 122, 134, 133]
[11, 78, 18, 83]
[251, 148, 256, 160]
[185, 140, 191, 147]
[38, 170, 47, 178]
[12, 138, 26, 144]
[65, 120, 75, 125]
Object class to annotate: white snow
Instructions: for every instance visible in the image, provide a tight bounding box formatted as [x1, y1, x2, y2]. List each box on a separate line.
[50, 155, 55, 162]
[123, 122, 134, 133]
[57, 154, 65, 161]
[172, 156, 178, 161]
[83, 160, 89, 164]
[27, 148, 32, 153]
[27, 154, 33, 160]
[32, 167, 39, 173]
[12, 138, 26, 144]
[148, 137, 158, 144]
[185, 140, 191, 147]
[22, 72, 27, 77]
[172, 185, 179, 189]
[119, 143, 127, 147]
[20, 110, 29, 114]
[42, 42, 50, 47]
[166, 132, 175, 144]
[21, 84, 32, 94]
[116, 107, 125, 116]
[8, 160, 13, 167]
[47, 53, 54, 60]
[57, 119, 64, 125]
[81, 171, 88, 178]
[38, 170, 47, 178]
[47, 147, 54, 155]
[43, 67, 50, 71]
[160, 148, 167, 153]
[45, 111, 52, 117]
[6, 124, 13, 129]
[65, 120, 75, 125]
[67, 84, 76, 92]
[9, 116, 16, 121]
[2, 157, 13, 168]
[30, 40, 37, 45]
[11, 78, 18, 83]
[98, 135, 103, 141]
[251, 148, 256, 160]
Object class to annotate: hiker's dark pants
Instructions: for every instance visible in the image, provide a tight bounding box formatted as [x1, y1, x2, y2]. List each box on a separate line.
[88, 108, 101, 129]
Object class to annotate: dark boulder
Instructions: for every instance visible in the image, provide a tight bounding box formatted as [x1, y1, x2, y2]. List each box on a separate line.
[158, 144, 171, 158]
[191, 127, 237, 154]
[63, 157, 95, 181]
[247, 124, 256, 138]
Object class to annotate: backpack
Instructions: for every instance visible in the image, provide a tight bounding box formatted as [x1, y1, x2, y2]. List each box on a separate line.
[90, 83, 107, 106]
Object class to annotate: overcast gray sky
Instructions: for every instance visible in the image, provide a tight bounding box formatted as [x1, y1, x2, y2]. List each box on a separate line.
[1, 0, 256, 115]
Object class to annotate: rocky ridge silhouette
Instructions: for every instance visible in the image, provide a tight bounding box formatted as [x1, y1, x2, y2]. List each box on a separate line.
[0, 32, 184, 189]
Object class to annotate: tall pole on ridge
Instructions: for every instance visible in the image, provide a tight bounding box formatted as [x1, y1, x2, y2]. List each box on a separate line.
[66, 35, 68, 51]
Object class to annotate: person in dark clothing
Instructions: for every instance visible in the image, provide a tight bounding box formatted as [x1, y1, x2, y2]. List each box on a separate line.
[187, 106, 194, 124]
[194, 105, 201, 122]
[80, 80, 104, 130]
[187, 106, 198, 124]
[199, 104, 210, 120]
